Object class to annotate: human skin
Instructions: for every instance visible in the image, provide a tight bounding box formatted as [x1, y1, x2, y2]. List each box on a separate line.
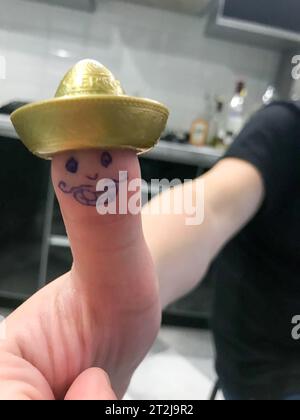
[0, 149, 161, 400]
[142, 158, 264, 308]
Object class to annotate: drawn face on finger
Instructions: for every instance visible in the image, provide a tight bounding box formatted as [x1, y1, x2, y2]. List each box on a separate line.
[57, 150, 122, 207]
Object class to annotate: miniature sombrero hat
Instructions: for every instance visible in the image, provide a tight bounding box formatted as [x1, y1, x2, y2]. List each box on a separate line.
[11, 59, 169, 159]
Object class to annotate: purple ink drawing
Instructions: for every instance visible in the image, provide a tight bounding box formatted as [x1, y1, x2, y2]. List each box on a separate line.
[101, 152, 113, 168]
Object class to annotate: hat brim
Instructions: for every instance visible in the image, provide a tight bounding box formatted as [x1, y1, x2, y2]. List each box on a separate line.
[11, 95, 169, 159]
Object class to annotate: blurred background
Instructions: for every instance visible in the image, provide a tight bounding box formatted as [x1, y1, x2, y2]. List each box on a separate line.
[0, 0, 299, 399]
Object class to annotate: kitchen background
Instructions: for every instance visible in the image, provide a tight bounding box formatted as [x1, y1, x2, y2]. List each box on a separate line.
[0, 0, 284, 129]
[0, 0, 299, 400]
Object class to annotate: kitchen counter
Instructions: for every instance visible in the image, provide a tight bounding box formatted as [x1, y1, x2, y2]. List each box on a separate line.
[0, 114, 223, 168]
[0, 114, 17, 139]
[142, 140, 223, 167]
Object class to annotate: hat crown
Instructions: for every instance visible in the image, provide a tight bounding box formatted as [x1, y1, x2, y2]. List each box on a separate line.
[55, 59, 125, 98]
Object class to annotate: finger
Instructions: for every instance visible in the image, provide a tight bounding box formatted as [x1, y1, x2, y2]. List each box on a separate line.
[65, 368, 117, 400]
[51, 149, 154, 301]
[0, 351, 55, 400]
[51, 148, 142, 258]
[52, 148, 141, 221]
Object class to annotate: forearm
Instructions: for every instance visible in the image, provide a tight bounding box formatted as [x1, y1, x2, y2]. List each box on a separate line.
[142, 178, 216, 308]
[142, 159, 264, 308]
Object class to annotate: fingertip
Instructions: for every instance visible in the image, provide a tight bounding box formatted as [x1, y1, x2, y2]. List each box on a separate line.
[65, 368, 117, 401]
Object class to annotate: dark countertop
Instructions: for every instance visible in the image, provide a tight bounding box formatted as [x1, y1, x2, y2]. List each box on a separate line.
[0, 114, 224, 168]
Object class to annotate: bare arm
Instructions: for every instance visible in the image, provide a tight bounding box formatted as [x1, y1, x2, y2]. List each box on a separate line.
[142, 158, 264, 308]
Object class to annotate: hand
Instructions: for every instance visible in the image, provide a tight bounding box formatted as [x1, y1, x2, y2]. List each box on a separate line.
[0, 149, 161, 400]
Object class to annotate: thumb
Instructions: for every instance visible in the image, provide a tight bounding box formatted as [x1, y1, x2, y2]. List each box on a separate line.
[51, 148, 144, 285]
[65, 368, 117, 400]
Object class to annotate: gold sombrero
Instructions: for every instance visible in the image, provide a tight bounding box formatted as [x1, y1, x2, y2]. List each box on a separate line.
[11, 59, 169, 159]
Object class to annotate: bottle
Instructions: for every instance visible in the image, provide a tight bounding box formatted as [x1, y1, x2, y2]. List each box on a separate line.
[190, 117, 209, 147]
[189, 94, 212, 147]
[207, 97, 225, 149]
[262, 85, 277, 106]
[225, 81, 247, 146]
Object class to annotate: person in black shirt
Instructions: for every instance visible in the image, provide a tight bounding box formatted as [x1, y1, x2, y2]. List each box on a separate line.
[143, 101, 300, 400]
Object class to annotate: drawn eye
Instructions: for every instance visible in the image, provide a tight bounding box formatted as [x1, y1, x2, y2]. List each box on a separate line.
[66, 157, 78, 174]
[101, 152, 112, 168]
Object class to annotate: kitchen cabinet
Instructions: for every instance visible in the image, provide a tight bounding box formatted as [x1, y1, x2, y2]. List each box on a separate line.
[207, 0, 300, 50]
[0, 116, 50, 303]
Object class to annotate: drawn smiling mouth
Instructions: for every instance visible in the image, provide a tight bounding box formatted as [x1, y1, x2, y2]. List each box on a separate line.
[58, 180, 121, 207]
[86, 173, 99, 181]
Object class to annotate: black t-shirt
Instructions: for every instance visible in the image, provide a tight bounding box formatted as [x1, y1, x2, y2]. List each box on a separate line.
[212, 101, 300, 399]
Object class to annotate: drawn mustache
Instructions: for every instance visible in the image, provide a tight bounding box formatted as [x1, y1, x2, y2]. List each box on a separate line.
[59, 179, 121, 207]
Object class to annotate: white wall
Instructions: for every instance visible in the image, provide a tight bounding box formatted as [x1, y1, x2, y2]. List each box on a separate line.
[0, 0, 280, 130]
